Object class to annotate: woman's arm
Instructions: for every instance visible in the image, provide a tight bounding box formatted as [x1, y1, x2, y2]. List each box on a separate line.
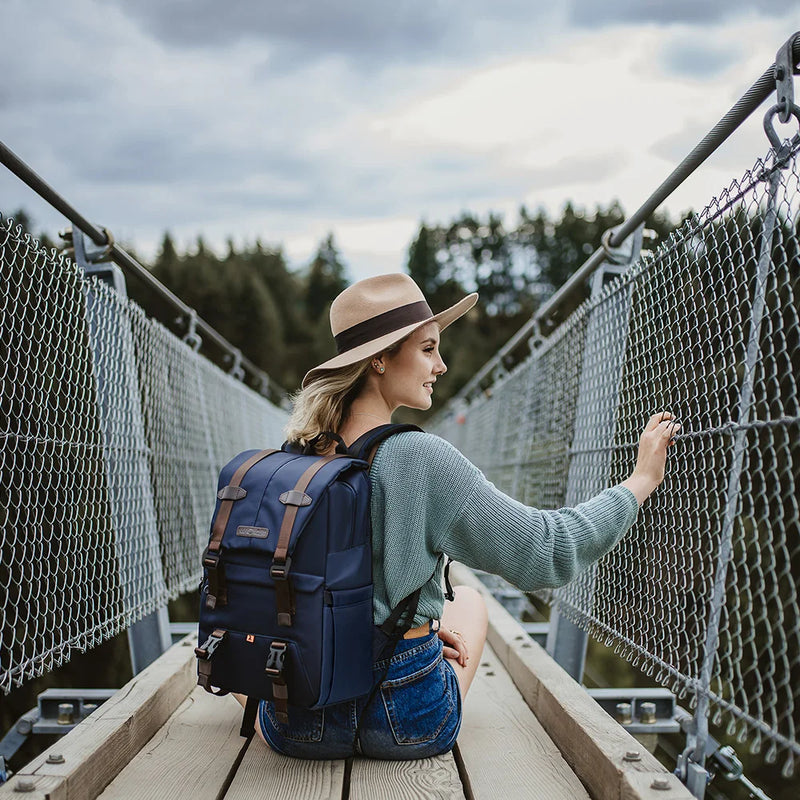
[434, 412, 680, 591]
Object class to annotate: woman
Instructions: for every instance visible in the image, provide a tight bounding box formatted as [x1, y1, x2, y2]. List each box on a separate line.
[251, 272, 678, 759]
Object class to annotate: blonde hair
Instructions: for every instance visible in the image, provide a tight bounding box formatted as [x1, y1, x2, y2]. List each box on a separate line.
[284, 359, 372, 454]
[285, 339, 406, 454]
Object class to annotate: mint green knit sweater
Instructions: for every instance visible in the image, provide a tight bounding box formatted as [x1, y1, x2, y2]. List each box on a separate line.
[369, 431, 639, 627]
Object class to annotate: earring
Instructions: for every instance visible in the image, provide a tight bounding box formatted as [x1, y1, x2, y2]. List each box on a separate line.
[373, 362, 385, 374]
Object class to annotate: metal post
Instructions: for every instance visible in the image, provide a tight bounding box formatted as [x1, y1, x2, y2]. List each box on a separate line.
[677, 161, 783, 800]
[546, 226, 642, 681]
[73, 229, 171, 675]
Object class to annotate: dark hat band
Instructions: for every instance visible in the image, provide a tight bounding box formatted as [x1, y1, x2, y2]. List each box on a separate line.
[334, 300, 433, 355]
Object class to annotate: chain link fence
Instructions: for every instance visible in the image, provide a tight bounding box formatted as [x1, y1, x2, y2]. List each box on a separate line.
[434, 138, 800, 776]
[0, 218, 287, 692]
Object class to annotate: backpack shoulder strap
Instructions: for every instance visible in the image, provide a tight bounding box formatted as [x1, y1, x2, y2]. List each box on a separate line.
[348, 423, 423, 464]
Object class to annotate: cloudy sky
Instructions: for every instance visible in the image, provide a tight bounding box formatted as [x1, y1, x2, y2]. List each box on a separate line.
[1, 1, 798, 279]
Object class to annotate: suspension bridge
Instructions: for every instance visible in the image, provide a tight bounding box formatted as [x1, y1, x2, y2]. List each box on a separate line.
[1, 30, 799, 800]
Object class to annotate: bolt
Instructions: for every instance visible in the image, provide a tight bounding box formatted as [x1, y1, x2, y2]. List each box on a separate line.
[640, 701, 657, 724]
[14, 778, 35, 793]
[651, 778, 671, 790]
[57, 703, 74, 725]
[16, 719, 33, 735]
[616, 702, 632, 725]
[623, 750, 641, 762]
[46, 753, 65, 764]
[83, 704, 98, 716]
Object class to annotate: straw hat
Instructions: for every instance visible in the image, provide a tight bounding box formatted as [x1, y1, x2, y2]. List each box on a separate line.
[302, 273, 478, 387]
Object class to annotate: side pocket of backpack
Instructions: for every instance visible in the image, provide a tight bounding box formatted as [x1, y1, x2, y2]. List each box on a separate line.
[320, 584, 374, 706]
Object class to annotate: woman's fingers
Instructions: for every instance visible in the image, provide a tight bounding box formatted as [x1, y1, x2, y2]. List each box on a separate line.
[622, 413, 681, 503]
[645, 411, 675, 432]
[439, 628, 468, 666]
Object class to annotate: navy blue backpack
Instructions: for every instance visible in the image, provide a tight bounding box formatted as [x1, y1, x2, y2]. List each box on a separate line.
[195, 424, 426, 736]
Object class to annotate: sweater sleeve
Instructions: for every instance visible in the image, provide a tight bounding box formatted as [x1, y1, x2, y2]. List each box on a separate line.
[441, 479, 639, 591]
[375, 431, 639, 593]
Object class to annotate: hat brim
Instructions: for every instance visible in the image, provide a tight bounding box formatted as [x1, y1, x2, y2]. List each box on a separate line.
[302, 292, 478, 388]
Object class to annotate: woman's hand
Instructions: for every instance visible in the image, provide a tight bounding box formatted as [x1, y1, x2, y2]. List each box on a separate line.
[438, 626, 468, 667]
[621, 412, 680, 505]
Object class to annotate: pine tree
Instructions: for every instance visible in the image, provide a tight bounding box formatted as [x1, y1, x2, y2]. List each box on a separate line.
[304, 234, 348, 323]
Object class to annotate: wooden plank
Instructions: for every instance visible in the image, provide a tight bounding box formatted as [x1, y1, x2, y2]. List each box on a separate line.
[458, 643, 590, 800]
[449, 564, 694, 800]
[349, 754, 464, 800]
[225, 737, 345, 800]
[622, 770, 695, 800]
[98, 688, 244, 799]
[0, 636, 198, 800]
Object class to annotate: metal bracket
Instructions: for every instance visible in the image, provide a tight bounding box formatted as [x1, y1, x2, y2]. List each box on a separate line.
[64, 226, 127, 295]
[588, 688, 681, 736]
[775, 35, 800, 123]
[227, 348, 245, 381]
[599, 223, 646, 269]
[182, 310, 202, 351]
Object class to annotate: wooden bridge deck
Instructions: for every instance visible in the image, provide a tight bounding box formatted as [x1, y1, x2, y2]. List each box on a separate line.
[1, 567, 691, 800]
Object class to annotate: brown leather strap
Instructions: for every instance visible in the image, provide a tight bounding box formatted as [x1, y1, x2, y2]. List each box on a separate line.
[204, 449, 278, 609]
[273, 455, 346, 563]
[271, 454, 347, 626]
[209, 449, 278, 552]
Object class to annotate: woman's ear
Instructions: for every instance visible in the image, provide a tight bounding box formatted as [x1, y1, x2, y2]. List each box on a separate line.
[371, 358, 385, 374]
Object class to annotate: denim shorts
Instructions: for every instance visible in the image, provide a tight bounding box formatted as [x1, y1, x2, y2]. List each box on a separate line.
[258, 630, 462, 759]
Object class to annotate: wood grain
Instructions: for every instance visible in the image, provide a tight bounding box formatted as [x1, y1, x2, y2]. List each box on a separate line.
[449, 563, 694, 800]
[458, 644, 590, 800]
[225, 737, 345, 800]
[349, 753, 464, 800]
[98, 688, 244, 799]
[0, 636, 197, 800]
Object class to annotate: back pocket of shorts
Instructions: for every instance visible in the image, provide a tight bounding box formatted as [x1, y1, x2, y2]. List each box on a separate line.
[380, 657, 454, 745]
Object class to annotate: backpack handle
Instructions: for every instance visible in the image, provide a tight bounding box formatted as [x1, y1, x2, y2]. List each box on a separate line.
[348, 423, 423, 463]
[303, 431, 348, 455]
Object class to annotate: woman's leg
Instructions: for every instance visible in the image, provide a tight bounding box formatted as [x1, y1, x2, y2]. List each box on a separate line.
[439, 585, 488, 699]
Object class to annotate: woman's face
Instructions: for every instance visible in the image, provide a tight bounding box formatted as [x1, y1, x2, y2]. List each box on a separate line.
[381, 322, 447, 411]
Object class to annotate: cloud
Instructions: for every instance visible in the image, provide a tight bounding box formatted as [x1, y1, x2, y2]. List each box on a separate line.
[1, 0, 796, 273]
[659, 38, 741, 78]
[568, 0, 788, 27]
[108, 0, 565, 70]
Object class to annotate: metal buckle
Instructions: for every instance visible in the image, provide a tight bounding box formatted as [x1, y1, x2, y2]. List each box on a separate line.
[202, 551, 220, 570]
[265, 641, 287, 676]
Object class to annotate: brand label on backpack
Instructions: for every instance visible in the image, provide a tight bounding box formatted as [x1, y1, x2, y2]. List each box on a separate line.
[236, 526, 269, 539]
